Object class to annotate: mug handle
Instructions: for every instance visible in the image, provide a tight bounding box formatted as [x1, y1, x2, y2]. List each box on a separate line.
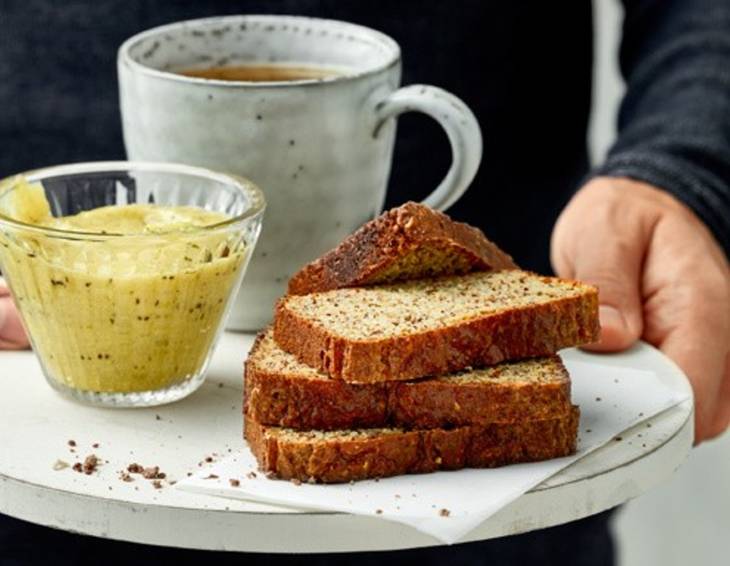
[373, 84, 482, 212]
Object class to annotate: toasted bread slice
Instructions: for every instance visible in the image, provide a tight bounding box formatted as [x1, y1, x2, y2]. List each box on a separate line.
[245, 329, 572, 430]
[244, 407, 579, 483]
[287, 202, 517, 295]
[274, 270, 599, 383]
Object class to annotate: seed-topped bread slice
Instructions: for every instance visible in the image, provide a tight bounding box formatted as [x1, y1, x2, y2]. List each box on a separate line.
[245, 407, 579, 483]
[245, 329, 572, 430]
[274, 270, 599, 382]
[287, 201, 517, 295]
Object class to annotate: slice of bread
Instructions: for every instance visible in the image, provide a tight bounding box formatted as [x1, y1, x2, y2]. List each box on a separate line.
[287, 202, 517, 295]
[244, 407, 579, 483]
[274, 270, 599, 383]
[245, 329, 572, 430]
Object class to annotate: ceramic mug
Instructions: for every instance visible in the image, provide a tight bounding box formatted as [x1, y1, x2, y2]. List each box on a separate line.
[118, 15, 482, 330]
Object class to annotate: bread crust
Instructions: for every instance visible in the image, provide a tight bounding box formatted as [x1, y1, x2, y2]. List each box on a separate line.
[274, 277, 600, 383]
[244, 407, 579, 483]
[244, 332, 572, 430]
[287, 202, 517, 295]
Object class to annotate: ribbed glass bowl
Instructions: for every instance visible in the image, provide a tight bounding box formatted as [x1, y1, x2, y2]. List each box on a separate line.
[0, 162, 264, 407]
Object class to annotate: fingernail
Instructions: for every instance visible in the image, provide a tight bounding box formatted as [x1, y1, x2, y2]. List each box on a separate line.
[599, 305, 627, 333]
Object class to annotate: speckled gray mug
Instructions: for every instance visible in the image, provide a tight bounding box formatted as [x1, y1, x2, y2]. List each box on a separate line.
[118, 15, 482, 330]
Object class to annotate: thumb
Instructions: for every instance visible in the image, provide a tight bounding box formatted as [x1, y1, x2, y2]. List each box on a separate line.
[552, 183, 650, 352]
[0, 295, 29, 350]
[574, 236, 645, 352]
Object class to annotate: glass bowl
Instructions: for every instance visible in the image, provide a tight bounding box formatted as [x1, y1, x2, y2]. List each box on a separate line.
[0, 161, 265, 407]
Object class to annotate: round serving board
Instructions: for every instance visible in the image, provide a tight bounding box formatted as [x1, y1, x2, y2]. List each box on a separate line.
[0, 332, 692, 553]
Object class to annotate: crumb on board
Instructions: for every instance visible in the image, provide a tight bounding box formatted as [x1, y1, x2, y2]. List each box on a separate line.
[53, 460, 70, 471]
[247, 471, 257, 479]
[229, 479, 240, 487]
[67, 440, 76, 447]
[375, 509, 383, 515]
[439, 508, 451, 517]
[204, 474, 220, 480]
[290, 478, 302, 486]
[142, 466, 165, 480]
[82, 455, 100, 475]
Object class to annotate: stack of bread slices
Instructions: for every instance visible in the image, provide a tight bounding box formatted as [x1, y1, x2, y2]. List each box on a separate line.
[244, 202, 599, 483]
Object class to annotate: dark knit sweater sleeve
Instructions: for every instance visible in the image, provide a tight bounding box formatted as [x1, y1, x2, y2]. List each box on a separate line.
[594, 0, 730, 255]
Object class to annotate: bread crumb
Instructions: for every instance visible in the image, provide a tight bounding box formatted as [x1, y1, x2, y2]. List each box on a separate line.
[375, 509, 383, 515]
[439, 508, 451, 517]
[204, 474, 219, 480]
[152, 480, 163, 489]
[229, 478, 241, 487]
[142, 466, 162, 479]
[290, 478, 302, 486]
[53, 460, 69, 471]
[67, 440, 76, 447]
[83, 455, 100, 474]
[247, 471, 258, 479]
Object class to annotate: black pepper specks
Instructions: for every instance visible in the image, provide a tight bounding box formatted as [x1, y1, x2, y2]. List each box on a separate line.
[142, 41, 160, 60]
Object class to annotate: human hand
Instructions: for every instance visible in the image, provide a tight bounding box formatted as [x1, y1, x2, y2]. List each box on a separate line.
[0, 279, 29, 350]
[551, 177, 730, 444]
